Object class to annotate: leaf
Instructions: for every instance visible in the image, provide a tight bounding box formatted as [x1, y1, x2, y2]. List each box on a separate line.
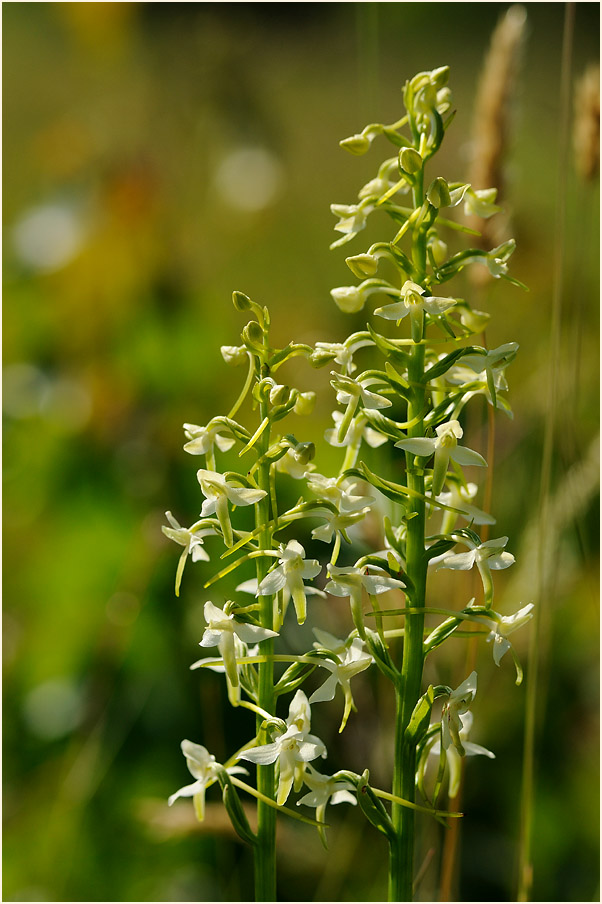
[425, 346, 486, 382]
[405, 686, 435, 744]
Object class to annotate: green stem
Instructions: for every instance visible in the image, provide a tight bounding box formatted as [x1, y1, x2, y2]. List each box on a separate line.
[254, 370, 277, 902]
[388, 176, 428, 902]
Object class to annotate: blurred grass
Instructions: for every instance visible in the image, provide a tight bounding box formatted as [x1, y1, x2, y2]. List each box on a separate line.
[3, 3, 599, 902]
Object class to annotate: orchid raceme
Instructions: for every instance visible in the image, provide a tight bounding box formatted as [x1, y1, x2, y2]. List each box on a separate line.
[165, 65, 526, 903]
[197, 469, 266, 547]
[239, 691, 327, 805]
[168, 740, 247, 821]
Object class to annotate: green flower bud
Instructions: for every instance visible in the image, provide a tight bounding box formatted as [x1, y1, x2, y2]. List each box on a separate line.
[427, 177, 451, 208]
[269, 383, 291, 407]
[241, 320, 264, 352]
[221, 345, 248, 366]
[293, 441, 315, 464]
[345, 253, 379, 279]
[399, 147, 423, 175]
[232, 290, 252, 311]
[340, 133, 371, 155]
[330, 286, 365, 313]
[294, 391, 316, 416]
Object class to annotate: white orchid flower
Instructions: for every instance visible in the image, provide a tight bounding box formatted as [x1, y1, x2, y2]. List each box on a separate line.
[396, 419, 487, 496]
[435, 482, 495, 536]
[256, 540, 322, 626]
[310, 637, 372, 731]
[238, 690, 327, 805]
[162, 512, 215, 596]
[485, 603, 535, 665]
[307, 473, 374, 515]
[198, 601, 278, 704]
[330, 201, 374, 249]
[330, 372, 391, 444]
[326, 563, 405, 637]
[168, 740, 247, 821]
[438, 535, 514, 606]
[296, 765, 357, 843]
[274, 448, 315, 480]
[441, 671, 478, 755]
[310, 506, 370, 546]
[374, 279, 457, 324]
[325, 410, 388, 451]
[463, 187, 500, 219]
[183, 421, 236, 457]
[430, 711, 495, 797]
[197, 469, 266, 547]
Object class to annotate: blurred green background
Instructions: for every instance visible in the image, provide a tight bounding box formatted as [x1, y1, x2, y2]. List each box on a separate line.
[3, 3, 599, 902]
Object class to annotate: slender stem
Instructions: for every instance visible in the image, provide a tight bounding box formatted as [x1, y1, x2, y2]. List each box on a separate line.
[388, 176, 428, 901]
[254, 368, 277, 902]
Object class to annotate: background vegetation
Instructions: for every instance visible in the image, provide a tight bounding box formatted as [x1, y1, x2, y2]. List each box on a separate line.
[3, 3, 599, 901]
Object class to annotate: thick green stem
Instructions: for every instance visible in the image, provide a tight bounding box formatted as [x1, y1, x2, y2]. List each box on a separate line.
[254, 382, 277, 902]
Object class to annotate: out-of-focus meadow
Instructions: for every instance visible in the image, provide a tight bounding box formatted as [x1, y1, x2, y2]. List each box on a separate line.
[3, 3, 599, 902]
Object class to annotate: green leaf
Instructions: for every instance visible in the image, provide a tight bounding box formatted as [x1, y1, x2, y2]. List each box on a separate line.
[405, 685, 435, 744]
[425, 346, 486, 382]
[216, 770, 257, 847]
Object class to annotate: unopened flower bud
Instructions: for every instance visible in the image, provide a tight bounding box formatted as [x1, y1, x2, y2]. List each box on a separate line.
[293, 441, 315, 464]
[242, 320, 264, 352]
[399, 147, 423, 175]
[427, 177, 451, 209]
[269, 383, 290, 406]
[232, 290, 252, 311]
[346, 253, 379, 279]
[294, 391, 316, 416]
[340, 133, 371, 155]
[221, 345, 248, 366]
[330, 286, 365, 314]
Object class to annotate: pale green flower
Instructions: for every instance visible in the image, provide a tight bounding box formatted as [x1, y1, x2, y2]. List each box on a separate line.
[168, 740, 247, 821]
[441, 671, 478, 755]
[326, 563, 405, 637]
[431, 711, 495, 797]
[463, 187, 500, 219]
[198, 600, 278, 703]
[296, 765, 356, 843]
[307, 473, 374, 514]
[197, 469, 267, 547]
[256, 540, 322, 625]
[310, 637, 372, 732]
[183, 421, 235, 456]
[238, 690, 327, 805]
[374, 279, 457, 323]
[330, 201, 374, 248]
[325, 411, 388, 451]
[435, 481, 495, 536]
[162, 512, 214, 596]
[437, 536, 514, 606]
[396, 419, 487, 496]
[330, 280, 397, 314]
